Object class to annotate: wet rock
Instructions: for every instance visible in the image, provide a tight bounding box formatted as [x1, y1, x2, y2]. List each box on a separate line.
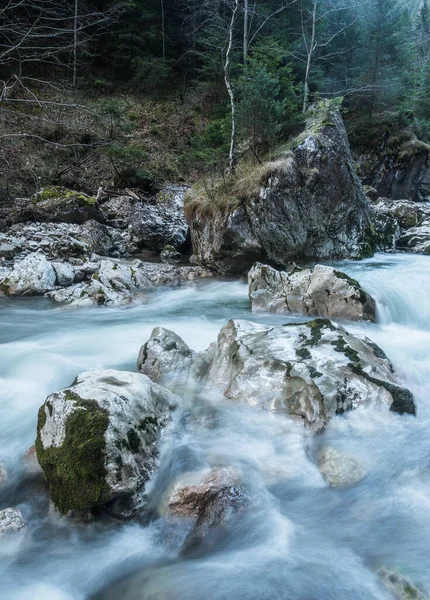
[1, 252, 57, 295]
[0, 508, 26, 535]
[378, 568, 427, 600]
[35, 370, 178, 518]
[187, 99, 373, 275]
[201, 319, 415, 430]
[373, 198, 430, 230]
[22, 445, 43, 476]
[47, 260, 212, 307]
[160, 245, 182, 264]
[137, 327, 194, 385]
[182, 484, 249, 553]
[317, 446, 365, 488]
[248, 262, 376, 322]
[161, 466, 241, 518]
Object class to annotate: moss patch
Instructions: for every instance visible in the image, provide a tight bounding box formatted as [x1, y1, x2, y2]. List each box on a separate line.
[304, 318, 336, 346]
[35, 392, 110, 514]
[35, 186, 97, 205]
[351, 365, 416, 415]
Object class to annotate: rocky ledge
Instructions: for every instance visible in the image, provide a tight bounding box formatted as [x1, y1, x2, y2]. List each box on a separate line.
[0, 252, 211, 307]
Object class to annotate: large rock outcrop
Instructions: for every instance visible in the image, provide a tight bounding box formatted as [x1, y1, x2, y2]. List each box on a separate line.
[139, 319, 415, 431]
[35, 370, 178, 517]
[361, 131, 430, 202]
[186, 99, 373, 275]
[248, 262, 376, 322]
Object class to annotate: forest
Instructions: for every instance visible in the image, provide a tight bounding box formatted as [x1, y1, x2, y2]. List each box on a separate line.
[0, 0, 429, 199]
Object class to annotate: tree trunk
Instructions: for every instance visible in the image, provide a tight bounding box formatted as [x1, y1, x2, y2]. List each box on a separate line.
[243, 0, 249, 65]
[224, 0, 239, 174]
[161, 0, 165, 63]
[303, 0, 317, 113]
[73, 0, 78, 87]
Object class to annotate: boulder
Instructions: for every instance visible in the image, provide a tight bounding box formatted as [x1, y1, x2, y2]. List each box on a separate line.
[47, 260, 212, 307]
[187, 99, 373, 275]
[137, 327, 194, 385]
[101, 186, 189, 252]
[0, 508, 26, 536]
[139, 319, 415, 430]
[317, 446, 365, 488]
[248, 262, 376, 322]
[35, 370, 178, 517]
[373, 198, 430, 229]
[1, 252, 57, 296]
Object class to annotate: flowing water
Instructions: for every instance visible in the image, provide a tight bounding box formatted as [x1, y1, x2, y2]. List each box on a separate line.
[0, 252, 429, 600]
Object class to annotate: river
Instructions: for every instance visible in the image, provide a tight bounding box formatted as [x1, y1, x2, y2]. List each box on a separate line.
[0, 252, 429, 599]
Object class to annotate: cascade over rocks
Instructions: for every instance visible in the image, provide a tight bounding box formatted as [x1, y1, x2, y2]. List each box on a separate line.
[138, 318, 415, 431]
[35, 370, 178, 518]
[187, 100, 373, 275]
[248, 262, 376, 322]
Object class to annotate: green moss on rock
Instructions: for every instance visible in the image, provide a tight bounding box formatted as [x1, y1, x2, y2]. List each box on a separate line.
[35, 393, 110, 514]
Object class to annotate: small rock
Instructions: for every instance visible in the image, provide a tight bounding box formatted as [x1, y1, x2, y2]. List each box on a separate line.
[0, 508, 26, 536]
[52, 261, 75, 287]
[160, 245, 182, 264]
[317, 446, 365, 488]
[137, 327, 194, 384]
[162, 466, 241, 517]
[2, 252, 57, 296]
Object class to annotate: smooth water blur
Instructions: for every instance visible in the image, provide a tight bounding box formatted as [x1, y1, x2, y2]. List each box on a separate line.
[0, 254, 429, 600]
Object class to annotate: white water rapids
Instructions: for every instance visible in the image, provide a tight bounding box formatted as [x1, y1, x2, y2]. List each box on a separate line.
[0, 252, 429, 600]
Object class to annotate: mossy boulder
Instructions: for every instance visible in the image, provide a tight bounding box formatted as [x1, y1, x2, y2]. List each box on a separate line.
[36, 370, 178, 517]
[20, 186, 103, 225]
[248, 262, 376, 322]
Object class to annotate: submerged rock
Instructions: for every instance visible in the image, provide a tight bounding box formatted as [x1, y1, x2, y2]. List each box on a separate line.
[378, 568, 427, 600]
[35, 370, 178, 518]
[161, 466, 241, 518]
[317, 446, 365, 488]
[248, 262, 376, 322]
[0, 508, 26, 536]
[187, 99, 373, 275]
